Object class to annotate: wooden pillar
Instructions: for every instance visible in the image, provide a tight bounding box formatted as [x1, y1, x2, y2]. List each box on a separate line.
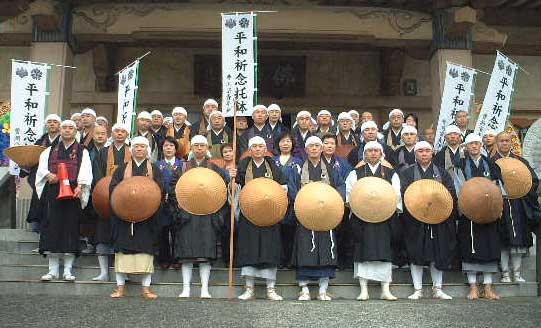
[430, 7, 475, 128]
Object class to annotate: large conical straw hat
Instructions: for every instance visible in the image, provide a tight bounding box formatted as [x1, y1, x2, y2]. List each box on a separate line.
[111, 176, 161, 223]
[92, 176, 112, 220]
[404, 179, 453, 224]
[350, 177, 397, 223]
[239, 177, 288, 227]
[294, 182, 344, 231]
[175, 167, 227, 215]
[4, 145, 46, 168]
[459, 177, 503, 224]
[495, 157, 532, 199]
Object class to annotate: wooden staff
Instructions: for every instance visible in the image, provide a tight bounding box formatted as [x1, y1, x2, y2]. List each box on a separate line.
[228, 101, 239, 298]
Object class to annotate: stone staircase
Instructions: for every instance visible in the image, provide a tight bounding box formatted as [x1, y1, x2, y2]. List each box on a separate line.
[0, 229, 537, 299]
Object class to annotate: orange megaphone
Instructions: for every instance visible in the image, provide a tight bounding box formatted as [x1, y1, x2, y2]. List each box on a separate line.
[57, 162, 75, 200]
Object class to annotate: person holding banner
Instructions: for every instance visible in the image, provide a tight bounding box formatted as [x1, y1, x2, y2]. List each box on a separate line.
[80, 108, 97, 151]
[91, 123, 131, 281]
[35, 120, 93, 282]
[21, 114, 61, 234]
[238, 105, 274, 156]
[166, 107, 191, 160]
[170, 135, 229, 299]
[401, 141, 456, 300]
[267, 104, 289, 142]
[206, 110, 232, 159]
[392, 125, 418, 173]
[292, 111, 315, 161]
[455, 110, 473, 141]
[383, 109, 404, 150]
[458, 134, 502, 300]
[109, 136, 163, 299]
[346, 141, 401, 301]
[292, 136, 345, 301]
[232, 136, 287, 301]
[191, 99, 218, 138]
[492, 132, 539, 283]
[135, 111, 159, 162]
[347, 121, 394, 168]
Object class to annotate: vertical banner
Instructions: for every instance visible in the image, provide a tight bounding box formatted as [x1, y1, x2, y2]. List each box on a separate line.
[474, 51, 518, 137]
[434, 62, 476, 151]
[116, 60, 140, 136]
[10, 60, 50, 174]
[222, 12, 257, 117]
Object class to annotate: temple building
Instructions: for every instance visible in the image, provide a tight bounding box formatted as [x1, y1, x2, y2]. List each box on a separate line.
[1, 0, 540, 131]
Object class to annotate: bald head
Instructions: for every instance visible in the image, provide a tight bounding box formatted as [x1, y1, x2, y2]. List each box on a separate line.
[496, 132, 512, 155]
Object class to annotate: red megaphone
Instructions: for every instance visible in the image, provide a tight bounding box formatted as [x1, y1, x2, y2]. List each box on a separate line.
[57, 162, 75, 200]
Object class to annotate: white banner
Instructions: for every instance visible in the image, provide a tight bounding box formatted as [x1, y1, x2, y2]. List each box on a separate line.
[116, 60, 140, 136]
[474, 51, 518, 137]
[221, 13, 257, 117]
[10, 60, 50, 174]
[434, 62, 476, 151]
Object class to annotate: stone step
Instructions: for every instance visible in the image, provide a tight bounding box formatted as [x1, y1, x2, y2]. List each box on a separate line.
[0, 263, 536, 285]
[0, 229, 39, 242]
[0, 280, 536, 299]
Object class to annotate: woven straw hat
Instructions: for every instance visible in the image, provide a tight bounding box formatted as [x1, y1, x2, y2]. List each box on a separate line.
[4, 145, 46, 168]
[92, 176, 112, 220]
[459, 177, 503, 224]
[175, 167, 227, 215]
[495, 157, 532, 199]
[111, 176, 161, 223]
[239, 177, 288, 227]
[294, 182, 344, 231]
[404, 179, 453, 224]
[350, 177, 397, 223]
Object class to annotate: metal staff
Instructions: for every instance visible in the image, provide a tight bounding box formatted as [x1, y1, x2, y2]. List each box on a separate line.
[228, 100, 239, 298]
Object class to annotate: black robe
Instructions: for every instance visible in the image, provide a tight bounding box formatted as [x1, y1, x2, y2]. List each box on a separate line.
[92, 145, 129, 245]
[238, 124, 275, 156]
[351, 164, 398, 263]
[22, 133, 59, 224]
[170, 159, 229, 261]
[382, 128, 402, 150]
[433, 146, 462, 170]
[457, 155, 502, 264]
[235, 157, 287, 268]
[109, 160, 164, 255]
[268, 121, 289, 143]
[400, 163, 458, 270]
[392, 145, 416, 174]
[152, 125, 168, 160]
[492, 152, 539, 249]
[291, 127, 314, 161]
[291, 160, 345, 268]
[38, 141, 85, 255]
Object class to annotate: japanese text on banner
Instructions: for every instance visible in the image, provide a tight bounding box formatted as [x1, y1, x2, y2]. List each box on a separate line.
[434, 62, 476, 151]
[474, 52, 518, 137]
[10, 61, 49, 174]
[116, 60, 139, 135]
[221, 13, 256, 117]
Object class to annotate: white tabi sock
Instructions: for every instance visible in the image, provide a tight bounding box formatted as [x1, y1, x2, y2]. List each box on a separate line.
[63, 253, 75, 276]
[115, 273, 127, 286]
[181, 263, 193, 293]
[48, 254, 60, 277]
[410, 264, 423, 290]
[199, 263, 211, 295]
[430, 262, 443, 288]
[266, 279, 276, 289]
